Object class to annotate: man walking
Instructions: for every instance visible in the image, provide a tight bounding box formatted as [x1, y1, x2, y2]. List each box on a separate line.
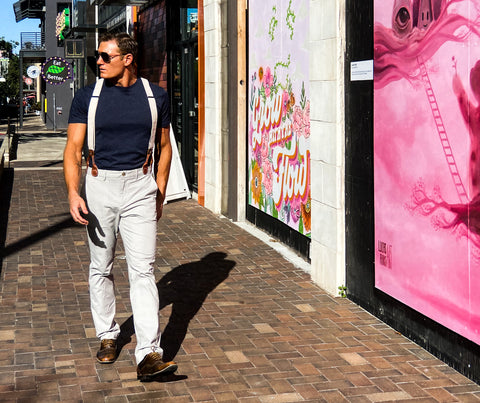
[63, 32, 176, 381]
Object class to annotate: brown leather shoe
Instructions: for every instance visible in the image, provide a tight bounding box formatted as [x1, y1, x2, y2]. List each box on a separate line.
[137, 352, 177, 381]
[96, 339, 117, 364]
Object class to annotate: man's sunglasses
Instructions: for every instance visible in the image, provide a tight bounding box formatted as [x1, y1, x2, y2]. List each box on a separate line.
[95, 51, 123, 63]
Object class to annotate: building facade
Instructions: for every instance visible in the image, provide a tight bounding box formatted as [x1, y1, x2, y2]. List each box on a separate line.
[146, 0, 480, 382]
[200, 0, 346, 298]
[43, 0, 74, 130]
[14, 0, 78, 130]
[345, 0, 480, 383]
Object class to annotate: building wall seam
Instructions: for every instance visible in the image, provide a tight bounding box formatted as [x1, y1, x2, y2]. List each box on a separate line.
[309, 0, 346, 296]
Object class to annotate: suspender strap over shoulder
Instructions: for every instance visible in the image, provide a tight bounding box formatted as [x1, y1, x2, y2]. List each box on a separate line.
[87, 78, 104, 152]
[86, 78, 104, 177]
[86, 77, 159, 177]
[140, 78, 158, 152]
[140, 78, 158, 174]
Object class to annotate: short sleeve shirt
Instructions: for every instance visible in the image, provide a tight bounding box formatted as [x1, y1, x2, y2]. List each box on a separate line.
[68, 79, 170, 170]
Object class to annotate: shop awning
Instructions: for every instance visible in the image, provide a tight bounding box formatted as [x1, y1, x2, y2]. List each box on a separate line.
[13, 0, 45, 22]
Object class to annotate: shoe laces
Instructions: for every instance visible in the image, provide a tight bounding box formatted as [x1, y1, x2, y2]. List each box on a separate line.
[148, 352, 162, 361]
[101, 339, 115, 348]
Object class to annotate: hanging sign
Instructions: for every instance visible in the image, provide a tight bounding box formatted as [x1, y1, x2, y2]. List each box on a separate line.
[56, 8, 70, 40]
[41, 57, 71, 85]
[27, 65, 40, 79]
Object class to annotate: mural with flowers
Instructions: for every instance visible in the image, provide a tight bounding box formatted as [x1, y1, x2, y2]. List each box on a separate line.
[248, 0, 310, 236]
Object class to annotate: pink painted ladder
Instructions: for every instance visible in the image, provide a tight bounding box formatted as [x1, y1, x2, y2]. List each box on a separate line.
[418, 58, 469, 204]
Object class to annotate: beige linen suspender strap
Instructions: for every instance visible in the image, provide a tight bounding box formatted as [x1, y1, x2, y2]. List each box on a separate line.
[140, 78, 158, 174]
[86, 77, 158, 177]
[86, 78, 104, 176]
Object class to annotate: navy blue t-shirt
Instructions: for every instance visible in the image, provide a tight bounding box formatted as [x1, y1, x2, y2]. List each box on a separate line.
[68, 79, 170, 170]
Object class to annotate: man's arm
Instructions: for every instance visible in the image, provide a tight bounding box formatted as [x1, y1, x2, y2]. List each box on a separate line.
[155, 126, 173, 220]
[64, 123, 89, 225]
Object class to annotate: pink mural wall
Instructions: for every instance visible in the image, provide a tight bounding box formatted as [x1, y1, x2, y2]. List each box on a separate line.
[374, 0, 480, 344]
[248, 0, 311, 237]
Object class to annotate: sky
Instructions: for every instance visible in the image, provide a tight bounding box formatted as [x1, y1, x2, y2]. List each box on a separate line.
[1, 0, 42, 48]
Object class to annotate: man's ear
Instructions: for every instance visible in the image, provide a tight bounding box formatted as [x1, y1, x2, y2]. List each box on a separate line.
[123, 53, 134, 66]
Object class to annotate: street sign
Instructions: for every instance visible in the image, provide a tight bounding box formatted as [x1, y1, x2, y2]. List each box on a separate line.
[41, 57, 72, 85]
[27, 65, 40, 79]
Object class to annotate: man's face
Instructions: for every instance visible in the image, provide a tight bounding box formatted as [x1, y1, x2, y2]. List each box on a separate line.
[96, 40, 127, 80]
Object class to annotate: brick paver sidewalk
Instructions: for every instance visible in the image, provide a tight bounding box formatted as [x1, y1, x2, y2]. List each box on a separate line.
[0, 169, 480, 402]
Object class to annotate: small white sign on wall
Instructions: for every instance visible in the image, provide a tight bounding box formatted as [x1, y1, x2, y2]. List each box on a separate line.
[351, 60, 373, 81]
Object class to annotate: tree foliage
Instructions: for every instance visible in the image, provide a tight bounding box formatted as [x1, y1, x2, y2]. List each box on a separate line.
[0, 38, 20, 104]
[0, 38, 16, 58]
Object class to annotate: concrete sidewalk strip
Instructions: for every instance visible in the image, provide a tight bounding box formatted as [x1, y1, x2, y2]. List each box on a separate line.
[0, 169, 479, 401]
[2, 114, 67, 170]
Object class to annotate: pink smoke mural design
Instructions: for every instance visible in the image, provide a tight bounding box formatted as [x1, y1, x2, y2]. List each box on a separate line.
[374, 0, 480, 344]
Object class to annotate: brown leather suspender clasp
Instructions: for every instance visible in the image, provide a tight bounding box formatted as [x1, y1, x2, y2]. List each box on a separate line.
[87, 149, 99, 177]
[142, 148, 153, 175]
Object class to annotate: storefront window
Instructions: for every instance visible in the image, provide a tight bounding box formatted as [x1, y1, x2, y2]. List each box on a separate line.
[168, 0, 199, 190]
[180, 6, 198, 40]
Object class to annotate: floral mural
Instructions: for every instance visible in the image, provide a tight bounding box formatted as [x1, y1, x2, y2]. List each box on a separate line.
[248, 0, 310, 236]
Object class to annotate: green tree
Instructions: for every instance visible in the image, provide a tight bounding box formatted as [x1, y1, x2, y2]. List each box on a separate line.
[0, 38, 16, 58]
[0, 38, 19, 104]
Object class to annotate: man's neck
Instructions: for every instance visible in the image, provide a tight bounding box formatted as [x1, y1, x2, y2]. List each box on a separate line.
[107, 70, 137, 87]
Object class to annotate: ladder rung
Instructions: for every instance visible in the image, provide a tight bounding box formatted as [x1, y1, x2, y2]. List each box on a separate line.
[420, 58, 468, 204]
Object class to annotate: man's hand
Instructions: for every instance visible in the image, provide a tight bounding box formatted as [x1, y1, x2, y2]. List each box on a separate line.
[64, 122, 88, 225]
[69, 192, 89, 225]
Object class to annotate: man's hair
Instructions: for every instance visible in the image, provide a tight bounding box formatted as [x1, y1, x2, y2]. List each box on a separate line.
[98, 32, 138, 63]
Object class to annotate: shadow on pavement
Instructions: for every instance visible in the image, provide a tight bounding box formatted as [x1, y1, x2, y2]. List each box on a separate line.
[144, 373, 189, 383]
[119, 252, 236, 375]
[17, 132, 67, 142]
[8, 131, 18, 161]
[10, 160, 64, 168]
[0, 169, 14, 274]
[0, 211, 76, 259]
